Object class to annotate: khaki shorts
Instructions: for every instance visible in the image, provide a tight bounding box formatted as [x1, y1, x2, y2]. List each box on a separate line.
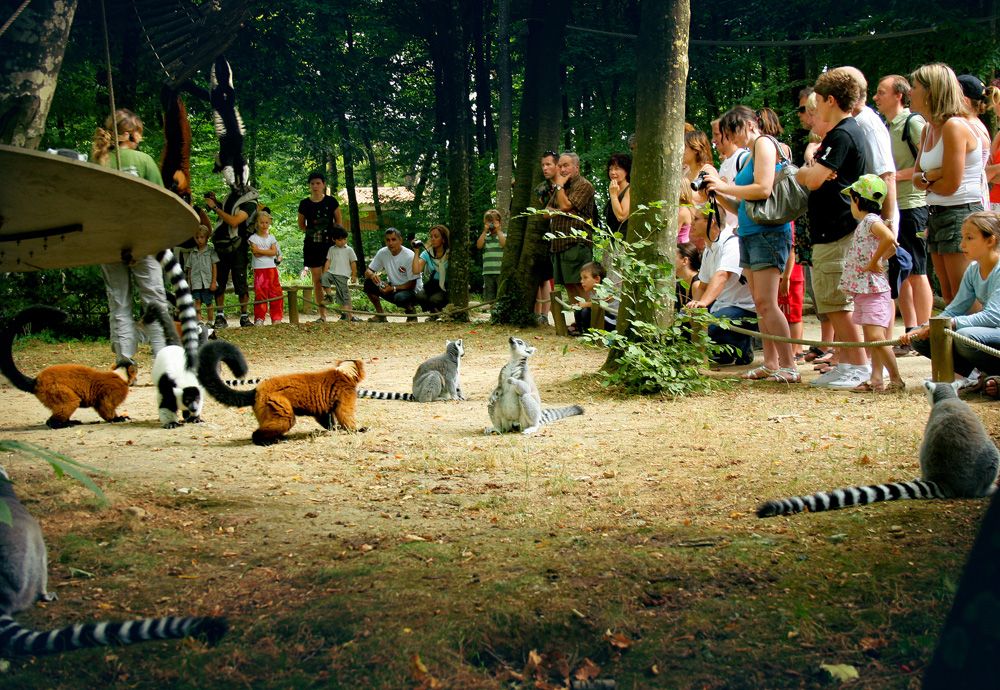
[811, 234, 854, 315]
[552, 243, 593, 286]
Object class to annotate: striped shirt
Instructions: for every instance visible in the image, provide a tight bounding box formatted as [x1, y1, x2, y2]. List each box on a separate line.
[482, 235, 503, 276]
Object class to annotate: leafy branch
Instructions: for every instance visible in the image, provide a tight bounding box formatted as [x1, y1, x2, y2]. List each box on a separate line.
[0, 441, 108, 526]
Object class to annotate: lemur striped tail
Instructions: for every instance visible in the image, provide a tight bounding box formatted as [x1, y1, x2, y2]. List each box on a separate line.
[0, 614, 227, 656]
[540, 405, 584, 424]
[156, 249, 199, 370]
[356, 389, 414, 401]
[756, 479, 945, 518]
[224, 377, 263, 387]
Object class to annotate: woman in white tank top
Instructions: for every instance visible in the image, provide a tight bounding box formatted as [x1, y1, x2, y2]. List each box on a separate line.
[911, 63, 985, 303]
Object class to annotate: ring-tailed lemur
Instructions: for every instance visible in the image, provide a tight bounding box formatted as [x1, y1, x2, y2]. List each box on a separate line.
[758, 380, 1000, 517]
[485, 337, 583, 434]
[143, 250, 204, 428]
[357, 339, 465, 402]
[0, 467, 227, 656]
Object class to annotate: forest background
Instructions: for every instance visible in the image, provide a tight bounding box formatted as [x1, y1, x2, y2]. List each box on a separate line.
[2, 0, 999, 333]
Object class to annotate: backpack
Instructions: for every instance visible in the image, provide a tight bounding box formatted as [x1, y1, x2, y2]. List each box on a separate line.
[901, 112, 922, 160]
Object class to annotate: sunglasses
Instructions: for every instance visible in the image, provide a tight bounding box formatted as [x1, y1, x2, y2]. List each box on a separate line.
[542, 150, 559, 159]
[797, 106, 807, 114]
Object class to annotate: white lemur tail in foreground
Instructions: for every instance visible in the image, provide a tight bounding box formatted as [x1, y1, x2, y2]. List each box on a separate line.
[757, 381, 999, 518]
[0, 467, 227, 656]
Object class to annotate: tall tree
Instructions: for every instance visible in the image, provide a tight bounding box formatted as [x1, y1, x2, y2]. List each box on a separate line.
[493, 0, 566, 324]
[0, 0, 78, 147]
[618, 0, 690, 332]
[495, 0, 513, 227]
[437, 0, 472, 314]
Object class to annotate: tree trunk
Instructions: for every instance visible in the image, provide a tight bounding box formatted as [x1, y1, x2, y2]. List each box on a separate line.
[471, 0, 489, 156]
[493, 0, 565, 324]
[495, 0, 513, 226]
[615, 0, 690, 341]
[327, 146, 340, 199]
[336, 112, 365, 270]
[437, 0, 471, 316]
[359, 122, 384, 231]
[0, 0, 79, 148]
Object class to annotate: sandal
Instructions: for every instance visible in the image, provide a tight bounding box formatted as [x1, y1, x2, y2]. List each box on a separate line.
[983, 376, 1000, 400]
[850, 380, 885, 393]
[762, 367, 801, 383]
[814, 363, 834, 375]
[741, 365, 778, 380]
[803, 346, 827, 362]
[880, 381, 906, 394]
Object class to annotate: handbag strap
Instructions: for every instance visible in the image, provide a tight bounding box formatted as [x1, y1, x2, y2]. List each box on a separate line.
[755, 134, 790, 165]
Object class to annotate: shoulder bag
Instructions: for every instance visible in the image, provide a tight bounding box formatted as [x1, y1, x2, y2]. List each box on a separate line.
[745, 135, 810, 226]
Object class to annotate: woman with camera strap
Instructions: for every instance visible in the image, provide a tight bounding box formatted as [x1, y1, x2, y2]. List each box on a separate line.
[702, 106, 798, 383]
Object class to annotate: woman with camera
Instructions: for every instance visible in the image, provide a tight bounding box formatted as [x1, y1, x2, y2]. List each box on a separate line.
[413, 224, 451, 313]
[702, 105, 798, 383]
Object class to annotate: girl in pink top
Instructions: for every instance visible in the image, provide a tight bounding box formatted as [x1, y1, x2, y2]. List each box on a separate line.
[838, 175, 903, 392]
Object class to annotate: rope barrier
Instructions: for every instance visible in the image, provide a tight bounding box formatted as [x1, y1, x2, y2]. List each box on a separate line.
[0, 0, 30, 38]
[722, 321, 902, 349]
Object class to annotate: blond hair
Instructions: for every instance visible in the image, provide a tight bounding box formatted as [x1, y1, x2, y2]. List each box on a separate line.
[909, 63, 965, 125]
[483, 209, 501, 222]
[91, 108, 143, 166]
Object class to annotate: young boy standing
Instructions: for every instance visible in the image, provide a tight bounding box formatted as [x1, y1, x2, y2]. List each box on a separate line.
[187, 224, 218, 323]
[247, 211, 283, 325]
[322, 226, 358, 320]
[476, 209, 506, 300]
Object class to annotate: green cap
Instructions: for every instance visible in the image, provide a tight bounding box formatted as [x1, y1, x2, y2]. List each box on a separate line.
[841, 173, 888, 203]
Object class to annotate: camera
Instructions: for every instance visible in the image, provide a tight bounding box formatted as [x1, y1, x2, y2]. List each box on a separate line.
[488, 222, 497, 231]
[690, 171, 710, 192]
[411, 239, 424, 249]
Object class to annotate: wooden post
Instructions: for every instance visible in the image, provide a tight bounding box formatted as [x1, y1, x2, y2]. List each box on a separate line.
[300, 286, 314, 315]
[929, 315, 954, 383]
[590, 304, 605, 329]
[286, 286, 300, 325]
[552, 287, 569, 336]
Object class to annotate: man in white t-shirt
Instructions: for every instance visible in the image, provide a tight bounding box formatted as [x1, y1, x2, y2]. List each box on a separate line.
[842, 66, 899, 230]
[363, 227, 419, 321]
[685, 217, 757, 365]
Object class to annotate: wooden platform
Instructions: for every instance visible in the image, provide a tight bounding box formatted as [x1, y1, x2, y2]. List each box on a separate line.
[0, 145, 199, 272]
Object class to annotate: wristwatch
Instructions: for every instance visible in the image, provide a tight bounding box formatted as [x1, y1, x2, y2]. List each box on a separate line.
[553, 184, 563, 191]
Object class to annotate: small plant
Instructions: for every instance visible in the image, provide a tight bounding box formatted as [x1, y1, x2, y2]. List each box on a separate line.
[0, 440, 107, 525]
[527, 203, 736, 396]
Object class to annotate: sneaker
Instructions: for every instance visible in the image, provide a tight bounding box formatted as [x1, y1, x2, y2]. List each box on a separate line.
[313, 314, 327, 323]
[214, 314, 227, 329]
[254, 318, 265, 326]
[239, 314, 253, 327]
[827, 365, 874, 389]
[810, 363, 851, 388]
[369, 314, 387, 323]
[536, 314, 549, 326]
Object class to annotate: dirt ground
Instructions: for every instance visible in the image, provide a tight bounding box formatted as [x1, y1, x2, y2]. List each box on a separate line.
[0, 317, 996, 689]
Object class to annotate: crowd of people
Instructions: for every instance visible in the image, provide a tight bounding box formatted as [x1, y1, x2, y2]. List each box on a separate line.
[87, 61, 1000, 396]
[673, 62, 1000, 394]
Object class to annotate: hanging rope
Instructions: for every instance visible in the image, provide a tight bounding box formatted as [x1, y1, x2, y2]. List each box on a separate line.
[0, 0, 31, 38]
[99, 0, 121, 171]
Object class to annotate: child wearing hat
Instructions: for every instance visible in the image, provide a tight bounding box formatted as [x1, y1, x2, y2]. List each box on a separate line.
[839, 174, 905, 392]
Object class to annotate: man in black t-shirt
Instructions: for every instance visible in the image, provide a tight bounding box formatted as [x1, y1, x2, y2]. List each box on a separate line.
[797, 67, 873, 389]
[297, 171, 343, 322]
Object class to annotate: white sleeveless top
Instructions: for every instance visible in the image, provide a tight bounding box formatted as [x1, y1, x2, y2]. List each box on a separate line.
[921, 118, 984, 206]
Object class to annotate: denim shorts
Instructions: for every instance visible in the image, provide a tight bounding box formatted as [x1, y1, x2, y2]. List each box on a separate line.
[191, 289, 214, 304]
[738, 230, 791, 272]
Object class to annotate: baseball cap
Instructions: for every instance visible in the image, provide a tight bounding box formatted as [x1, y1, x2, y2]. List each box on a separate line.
[957, 74, 987, 102]
[841, 174, 888, 203]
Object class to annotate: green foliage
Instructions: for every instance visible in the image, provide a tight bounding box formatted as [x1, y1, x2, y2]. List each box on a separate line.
[0, 266, 110, 338]
[581, 222, 729, 396]
[0, 441, 108, 525]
